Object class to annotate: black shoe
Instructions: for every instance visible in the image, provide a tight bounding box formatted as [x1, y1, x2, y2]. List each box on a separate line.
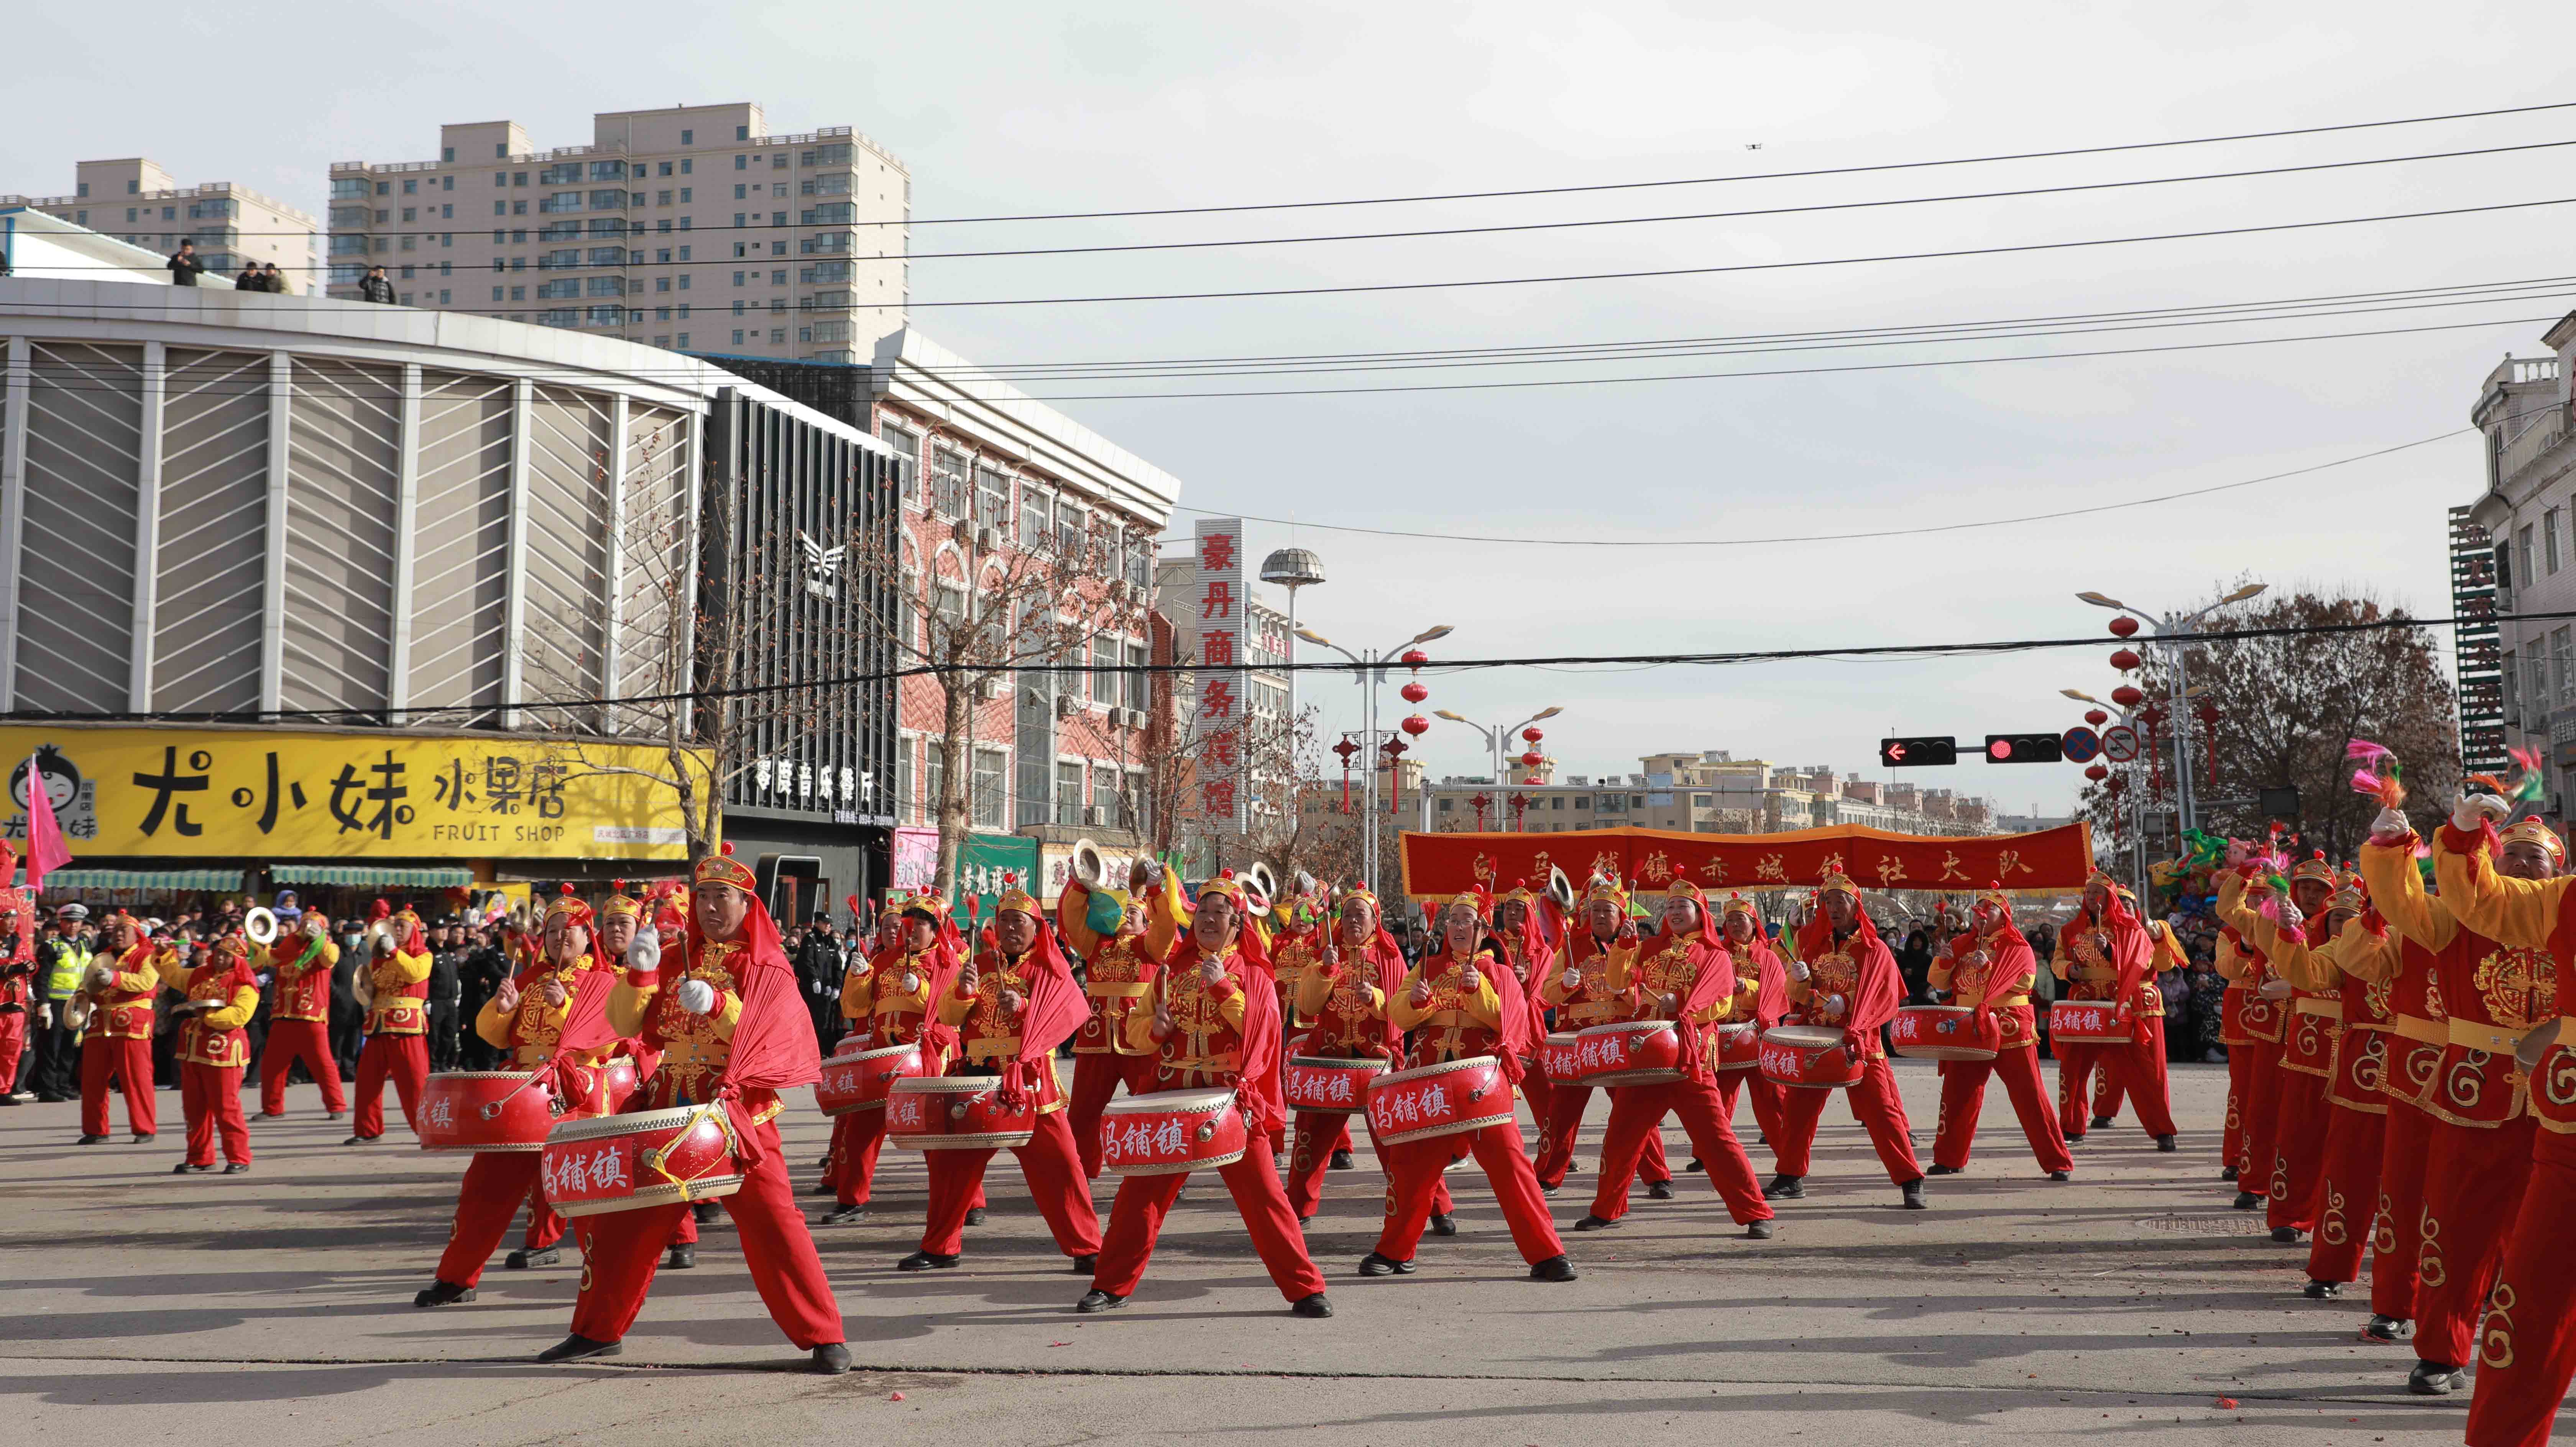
[1427, 1213, 1457, 1237]
[2271, 1226, 2305, 1244]
[2049, 1170, 2072, 1183]
[809, 1179, 834, 1197]
[2365, 1315, 2413, 1342]
[1358, 1252, 1414, 1276]
[1291, 1292, 1334, 1318]
[2063, 1133, 2085, 1147]
[964, 1207, 988, 1226]
[1646, 1180, 1674, 1201]
[506, 1247, 560, 1270]
[1926, 1163, 1961, 1176]
[692, 1201, 719, 1224]
[2304, 1280, 2342, 1299]
[1763, 1174, 1805, 1200]
[1684, 1158, 1702, 1173]
[664, 1244, 696, 1270]
[1572, 1214, 1620, 1232]
[897, 1250, 961, 1272]
[1529, 1254, 1577, 1283]
[1899, 1178, 1929, 1210]
[258, 1111, 284, 1119]
[2408, 1360, 2468, 1395]
[1070, 1254, 1097, 1275]
[2154, 1134, 2178, 1153]
[76, 1134, 106, 1145]
[812, 1343, 852, 1374]
[37, 1094, 71, 1104]
[172, 1162, 210, 1174]
[1075, 1289, 1127, 1313]
[2232, 1192, 2262, 1211]
[221, 1162, 249, 1175]
[131, 1132, 154, 1143]
[534, 1334, 621, 1364]
[815, 1153, 833, 1170]
[413, 1281, 475, 1308]
[2221, 1165, 2238, 1181]
[1329, 1149, 1355, 1171]
[343, 1134, 378, 1146]
[1746, 1219, 1775, 1240]
[818, 1203, 868, 1226]
[325, 1111, 345, 1121]
[1540, 1182, 1560, 1196]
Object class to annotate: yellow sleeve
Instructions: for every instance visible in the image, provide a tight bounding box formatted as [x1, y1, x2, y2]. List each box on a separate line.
[2150, 924, 2186, 973]
[838, 962, 871, 1021]
[2215, 933, 2254, 984]
[1217, 983, 1247, 1032]
[1121, 984, 1160, 1052]
[474, 996, 515, 1050]
[607, 977, 657, 1037]
[1457, 965, 1504, 1030]
[2430, 829, 2576, 950]
[1294, 959, 1336, 1018]
[113, 950, 169, 994]
[1055, 880, 1104, 960]
[1143, 871, 1186, 958]
[711, 990, 743, 1041]
[202, 982, 259, 1031]
[936, 979, 976, 1029]
[2257, 919, 2340, 992]
[1387, 965, 1433, 1031]
[1927, 953, 1955, 991]
[388, 947, 433, 986]
[2214, 871, 2261, 934]
[1602, 941, 1640, 995]
[2338, 922, 2401, 984]
[152, 950, 191, 994]
[2359, 838, 2460, 952]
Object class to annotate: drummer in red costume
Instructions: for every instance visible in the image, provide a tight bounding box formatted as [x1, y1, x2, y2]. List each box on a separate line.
[2083, 913, 2188, 1132]
[414, 886, 623, 1307]
[1533, 876, 1671, 1196]
[1568, 879, 1776, 1238]
[1363, 889, 1575, 1283]
[1058, 862, 1181, 1179]
[164, 930, 260, 1174]
[1281, 886, 1411, 1221]
[546, 844, 849, 1373]
[1926, 884, 2072, 1181]
[1078, 869, 1332, 1316]
[897, 873, 1102, 1276]
[1490, 881, 1560, 1175]
[74, 909, 165, 1144]
[817, 891, 951, 1224]
[2211, 865, 2285, 1204]
[1768, 873, 1926, 1207]
[347, 903, 434, 1145]
[1710, 894, 1788, 1158]
[256, 906, 345, 1119]
[2049, 874, 2181, 1153]
[0, 844, 34, 1102]
[2231, 856, 2336, 1240]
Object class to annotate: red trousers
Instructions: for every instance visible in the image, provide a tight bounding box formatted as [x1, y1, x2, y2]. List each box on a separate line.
[2367, 1094, 2438, 1323]
[1773, 1055, 1922, 1183]
[179, 1062, 250, 1166]
[2465, 1130, 2576, 1447]
[1067, 1052, 1157, 1178]
[2304, 1099, 2386, 1283]
[353, 1032, 428, 1139]
[2221, 1050, 2245, 1170]
[919, 1109, 1101, 1258]
[1714, 1068, 1788, 1158]
[2234, 1035, 2284, 1185]
[826, 1109, 890, 1207]
[1093, 1140, 1328, 1301]
[570, 1119, 843, 1349]
[2265, 1068, 2330, 1233]
[1589, 1077, 1773, 1225]
[0, 1009, 25, 1089]
[436, 1151, 577, 1288]
[2054, 1018, 2178, 1139]
[1377, 1120, 1564, 1265]
[1282, 1110, 1414, 1219]
[258, 1019, 345, 1114]
[1535, 1081, 1669, 1189]
[2415, 1114, 2538, 1370]
[1934, 1048, 2073, 1174]
[80, 1036, 156, 1136]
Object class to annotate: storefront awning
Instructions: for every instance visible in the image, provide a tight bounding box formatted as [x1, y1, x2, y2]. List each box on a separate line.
[270, 865, 476, 888]
[10, 868, 248, 891]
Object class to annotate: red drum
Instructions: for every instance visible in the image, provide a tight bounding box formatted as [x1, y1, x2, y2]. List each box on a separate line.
[814, 1042, 927, 1117]
[1890, 1004, 2001, 1062]
[1365, 1055, 1516, 1145]
[1713, 1021, 1761, 1073]
[595, 1057, 639, 1114]
[1569, 1020, 1685, 1087]
[417, 1070, 557, 1153]
[1098, 1088, 1248, 1175]
[1759, 1025, 1864, 1089]
[540, 1105, 744, 1217]
[1537, 1032, 1583, 1083]
[885, 1074, 1039, 1150]
[1283, 1054, 1388, 1114]
[2049, 1000, 2135, 1046]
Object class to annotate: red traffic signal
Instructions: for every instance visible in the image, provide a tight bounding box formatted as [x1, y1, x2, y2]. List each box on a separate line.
[1879, 736, 1957, 768]
[1984, 733, 2065, 764]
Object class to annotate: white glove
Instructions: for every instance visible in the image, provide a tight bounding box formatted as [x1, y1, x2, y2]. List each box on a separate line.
[86, 965, 114, 990]
[2371, 806, 2412, 841]
[1790, 959, 1812, 982]
[626, 929, 661, 974]
[1825, 993, 1848, 1018]
[37, 1003, 52, 1029]
[675, 978, 717, 1015]
[2453, 793, 2512, 831]
[1560, 970, 1582, 991]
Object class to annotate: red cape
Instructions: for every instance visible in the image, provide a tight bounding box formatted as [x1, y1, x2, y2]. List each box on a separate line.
[1164, 933, 1290, 1135]
[925, 915, 1085, 1109]
[1319, 927, 1406, 1055]
[1944, 916, 2033, 1031]
[1422, 934, 1535, 1084]
[1797, 909, 1904, 1038]
[1664, 927, 1742, 1084]
[672, 892, 818, 1168]
[2058, 895, 2153, 1017]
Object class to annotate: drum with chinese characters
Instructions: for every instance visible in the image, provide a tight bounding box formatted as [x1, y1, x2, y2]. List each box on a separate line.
[1283, 1054, 1387, 1114]
[1713, 1021, 1761, 1072]
[417, 1070, 557, 1153]
[1098, 1088, 1247, 1175]
[1365, 1055, 1516, 1145]
[1890, 1004, 2001, 1062]
[540, 1105, 744, 1217]
[1536, 1032, 1583, 1083]
[2048, 999, 2135, 1046]
[1759, 1025, 1864, 1089]
[1569, 1020, 1685, 1087]
[815, 1041, 927, 1117]
[885, 1074, 1038, 1150]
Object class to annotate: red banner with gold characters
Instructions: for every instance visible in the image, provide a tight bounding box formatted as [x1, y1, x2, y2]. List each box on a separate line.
[1399, 822, 2096, 898]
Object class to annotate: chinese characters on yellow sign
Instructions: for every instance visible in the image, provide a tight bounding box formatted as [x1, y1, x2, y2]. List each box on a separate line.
[0, 728, 706, 861]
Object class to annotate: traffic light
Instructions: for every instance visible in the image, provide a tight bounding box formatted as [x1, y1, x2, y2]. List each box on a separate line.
[1984, 733, 2065, 764]
[1879, 736, 1957, 768]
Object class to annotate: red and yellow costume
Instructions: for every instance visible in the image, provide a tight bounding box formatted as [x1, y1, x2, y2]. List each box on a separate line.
[1534, 876, 1671, 1190]
[1058, 873, 1180, 1178]
[1582, 882, 1774, 1229]
[565, 845, 844, 1355]
[1774, 875, 1924, 1186]
[256, 920, 345, 1116]
[1281, 888, 1422, 1220]
[0, 843, 33, 1091]
[1929, 886, 2072, 1176]
[910, 877, 1101, 1265]
[78, 916, 166, 1139]
[2238, 857, 2341, 1233]
[351, 903, 433, 1140]
[2360, 905, 2451, 1335]
[1711, 897, 1791, 1160]
[2086, 915, 2188, 1125]
[1089, 870, 1328, 1305]
[167, 935, 260, 1168]
[2052, 878, 2180, 1144]
[1272, 888, 1359, 1171]
[2255, 880, 2402, 1286]
[823, 891, 952, 1212]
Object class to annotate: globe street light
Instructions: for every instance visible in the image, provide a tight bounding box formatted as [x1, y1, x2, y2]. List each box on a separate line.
[1432, 706, 1564, 830]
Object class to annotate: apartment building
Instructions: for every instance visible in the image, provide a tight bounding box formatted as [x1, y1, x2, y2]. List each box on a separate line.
[1418, 748, 2001, 837]
[3, 157, 317, 290]
[325, 103, 905, 360]
[2465, 320, 2576, 805]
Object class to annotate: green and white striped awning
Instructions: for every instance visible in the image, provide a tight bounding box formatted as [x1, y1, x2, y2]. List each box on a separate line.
[270, 865, 476, 888]
[10, 868, 247, 891]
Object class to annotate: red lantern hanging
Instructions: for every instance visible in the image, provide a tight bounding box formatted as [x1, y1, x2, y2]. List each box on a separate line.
[1400, 714, 1430, 737]
[1520, 750, 1544, 767]
[2109, 648, 2141, 672]
[1401, 649, 1429, 668]
[1400, 681, 1428, 704]
[1521, 726, 1544, 744]
[2111, 684, 2144, 707]
[2083, 709, 2109, 727]
[2108, 616, 2139, 638]
[2085, 763, 2109, 781]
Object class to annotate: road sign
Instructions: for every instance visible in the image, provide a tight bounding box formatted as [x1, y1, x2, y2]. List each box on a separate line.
[2060, 727, 2102, 763]
[2101, 725, 2140, 763]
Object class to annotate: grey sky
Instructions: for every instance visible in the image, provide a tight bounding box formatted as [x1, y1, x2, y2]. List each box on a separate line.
[10, 2, 2560, 811]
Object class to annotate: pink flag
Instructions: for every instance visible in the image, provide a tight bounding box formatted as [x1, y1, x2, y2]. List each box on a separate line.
[22, 754, 71, 893]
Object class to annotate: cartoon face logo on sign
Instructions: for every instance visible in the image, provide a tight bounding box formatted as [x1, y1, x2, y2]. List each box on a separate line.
[8, 745, 97, 840]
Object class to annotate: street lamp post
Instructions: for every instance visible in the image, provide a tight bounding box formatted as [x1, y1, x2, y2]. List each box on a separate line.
[2077, 584, 2266, 837]
[1298, 623, 1453, 894]
[1432, 706, 1563, 830]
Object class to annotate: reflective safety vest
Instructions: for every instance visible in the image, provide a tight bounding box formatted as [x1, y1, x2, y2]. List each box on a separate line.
[44, 940, 92, 1001]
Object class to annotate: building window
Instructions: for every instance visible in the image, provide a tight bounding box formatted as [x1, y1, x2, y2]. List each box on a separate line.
[2522, 526, 2538, 589]
[1056, 762, 1084, 826]
[404, 179, 418, 195]
[443, 146, 456, 162]
[972, 748, 1006, 830]
[1018, 481, 1051, 549]
[882, 424, 921, 502]
[2556, 627, 2573, 709]
[1127, 640, 1152, 711]
[2550, 508, 2563, 575]
[930, 448, 969, 517]
[680, 130, 694, 145]
[731, 329, 745, 345]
